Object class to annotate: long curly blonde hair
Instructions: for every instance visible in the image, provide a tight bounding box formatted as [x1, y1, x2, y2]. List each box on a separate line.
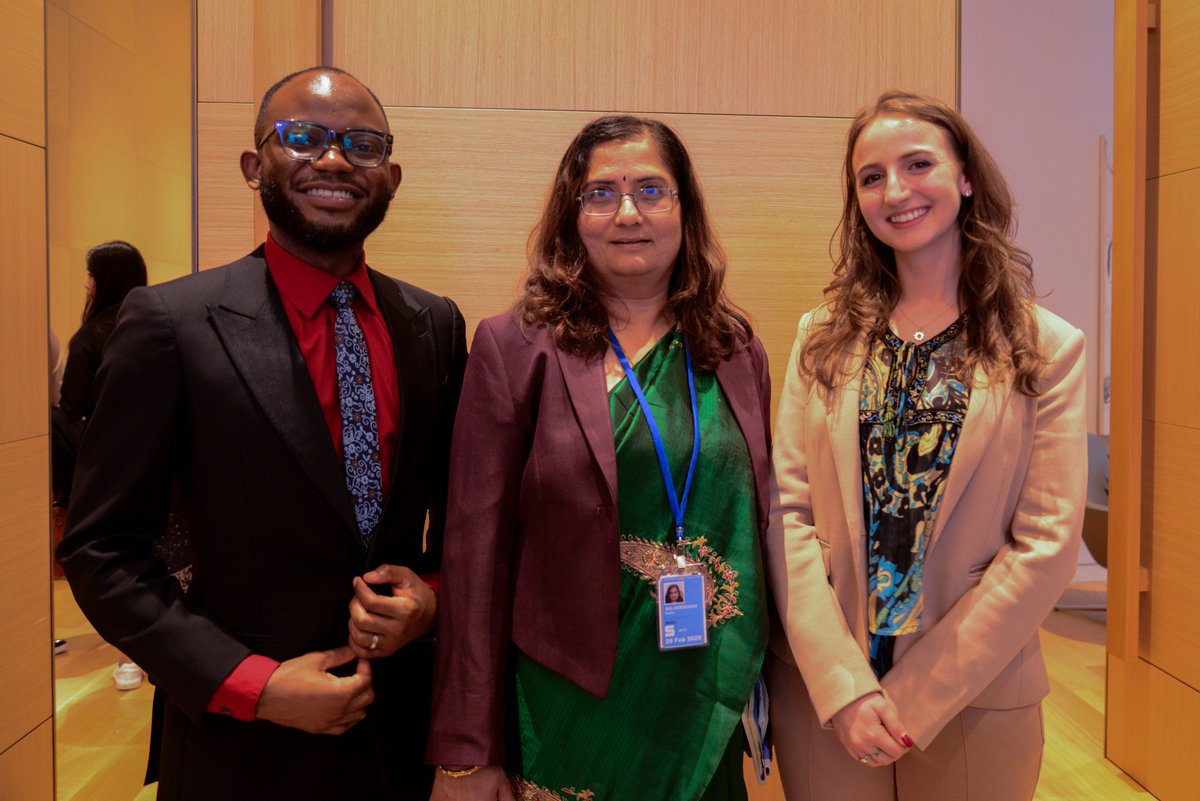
[799, 90, 1045, 396]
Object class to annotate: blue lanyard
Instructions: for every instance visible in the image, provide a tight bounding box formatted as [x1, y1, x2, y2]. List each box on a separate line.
[607, 327, 700, 549]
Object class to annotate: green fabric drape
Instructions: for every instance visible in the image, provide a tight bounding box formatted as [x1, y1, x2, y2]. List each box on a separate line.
[510, 332, 767, 801]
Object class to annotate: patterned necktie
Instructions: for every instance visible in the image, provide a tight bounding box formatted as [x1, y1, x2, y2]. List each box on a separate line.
[330, 281, 383, 549]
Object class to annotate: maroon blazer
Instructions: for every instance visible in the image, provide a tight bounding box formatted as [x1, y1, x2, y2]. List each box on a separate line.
[427, 312, 772, 766]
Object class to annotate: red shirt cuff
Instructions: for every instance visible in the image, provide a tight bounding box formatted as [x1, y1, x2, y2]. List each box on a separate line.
[420, 572, 440, 595]
[206, 655, 280, 721]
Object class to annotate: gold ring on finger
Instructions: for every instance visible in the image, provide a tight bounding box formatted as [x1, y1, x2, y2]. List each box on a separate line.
[368, 633, 380, 651]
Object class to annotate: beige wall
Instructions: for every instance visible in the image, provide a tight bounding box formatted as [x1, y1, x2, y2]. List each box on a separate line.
[46, 0, 193, 347]
[198, 0, 958, 416]
[0, 0, 54, 797]
[961, 0, 1114, 435]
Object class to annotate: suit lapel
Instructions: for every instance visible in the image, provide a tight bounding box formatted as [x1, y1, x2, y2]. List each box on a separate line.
[926, 367, 1012, 554]
[369, 272, 446, 565]
[370, 271, 436, 524]
[715, 349, 770, 530]
[207, 258, 359, 535]
[557, 348, 618, 504]
[827, 334, 869, 594]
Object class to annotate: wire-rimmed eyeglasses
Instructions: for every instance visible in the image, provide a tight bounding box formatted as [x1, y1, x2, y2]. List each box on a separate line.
[577, 184, 679, 216]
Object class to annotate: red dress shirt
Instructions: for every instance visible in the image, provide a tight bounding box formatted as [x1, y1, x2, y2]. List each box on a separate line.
[207, 236, 400, 720]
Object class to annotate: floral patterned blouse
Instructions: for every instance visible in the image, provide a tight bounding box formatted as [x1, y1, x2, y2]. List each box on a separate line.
[858, 318, 971, 677]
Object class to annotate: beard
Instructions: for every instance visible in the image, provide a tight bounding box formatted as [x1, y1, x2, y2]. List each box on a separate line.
[258, 173, 392, 252]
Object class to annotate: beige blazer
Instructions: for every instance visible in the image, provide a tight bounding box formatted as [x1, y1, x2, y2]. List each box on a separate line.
[766, 305, 1087, 749]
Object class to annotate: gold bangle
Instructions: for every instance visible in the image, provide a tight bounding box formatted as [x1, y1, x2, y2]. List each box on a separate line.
[438, 765, 481, 778]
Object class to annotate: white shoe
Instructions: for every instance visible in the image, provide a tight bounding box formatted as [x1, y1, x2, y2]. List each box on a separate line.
[113, 661, 145, 691]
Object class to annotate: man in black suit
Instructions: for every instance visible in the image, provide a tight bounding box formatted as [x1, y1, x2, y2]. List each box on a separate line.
[58, 66, 466, 800]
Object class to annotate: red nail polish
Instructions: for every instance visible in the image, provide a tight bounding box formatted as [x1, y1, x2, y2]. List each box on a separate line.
[902, 735, 914, 748]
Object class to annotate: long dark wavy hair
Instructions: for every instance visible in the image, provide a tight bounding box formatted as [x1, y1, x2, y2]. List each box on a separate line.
[82, 240, 147, 325]
[519, 115, 751, 371]
[799, 90, 1045, 396]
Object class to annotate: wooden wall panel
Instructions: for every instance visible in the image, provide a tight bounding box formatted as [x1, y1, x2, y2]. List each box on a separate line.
[1, 2, 51, 799]
[370, 108, 844, 411]
[334, 0, 957, 115]
[251, 0, 323, 103]
[0, 0, 45, 146]
[1139, 422, 1200, 690]
[199, 0, 254, 102]
[66, 15, 139, 153]
[0, 438, 52, 751]
[1110, 2, 1199, 796]
[47, 0, 193, 342]
[134, 0, 194, 84]
[197, 103, 258, 269]
[0, 136, 49, 442]
[679, 114, 846, 386]
[46, 4, 70, 133]
[57, 0, 136, 50]
[1156, 0, 1200, 176]
[1108, 653, 1200, 801]
[0, 720, 53, 801]
[197, 0, 322, 267]
[1107, 0, 1150, 682]
[199, 0, 322, 103]
[1144, 170, 1200, 428]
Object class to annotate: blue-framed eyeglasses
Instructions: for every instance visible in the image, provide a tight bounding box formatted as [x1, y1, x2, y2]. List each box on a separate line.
[256, 120, 393, 168]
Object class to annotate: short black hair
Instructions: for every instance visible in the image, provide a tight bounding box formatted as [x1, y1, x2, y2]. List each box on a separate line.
[254, 66, 388, 144]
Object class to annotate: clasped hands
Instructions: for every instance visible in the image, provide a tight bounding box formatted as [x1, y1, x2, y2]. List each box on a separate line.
[255, 564, 435, 735]
[831, 691, 914, 767]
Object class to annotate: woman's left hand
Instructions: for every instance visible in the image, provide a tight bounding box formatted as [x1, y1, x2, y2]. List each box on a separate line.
[347, 565, 437, 658]
[831, 691, 914, 767]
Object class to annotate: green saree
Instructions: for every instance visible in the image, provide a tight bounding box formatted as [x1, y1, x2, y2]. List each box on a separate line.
[509, 332, 767, 801]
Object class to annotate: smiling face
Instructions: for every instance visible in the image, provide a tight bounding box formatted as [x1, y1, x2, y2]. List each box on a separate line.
[241, 71, 402, 271]
[577, 135, 683, 300]
[851, 114, 971, 271]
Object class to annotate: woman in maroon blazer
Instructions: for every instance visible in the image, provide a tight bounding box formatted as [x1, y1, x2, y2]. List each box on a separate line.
[429, 116, 773, 801]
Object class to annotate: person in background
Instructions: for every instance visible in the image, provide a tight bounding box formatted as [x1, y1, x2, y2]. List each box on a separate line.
[58, 67, 466, 800]
[766, 90, 1087, 801]
[54, 240, 150, 688]
[428, 115, 772, 801]
[49, 327, 64, 407]
[58, 241, 148, 424]
[50, 326, 68, 649]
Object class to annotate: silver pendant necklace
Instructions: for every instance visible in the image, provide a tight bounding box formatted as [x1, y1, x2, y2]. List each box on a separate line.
[894, 303, 956, 342]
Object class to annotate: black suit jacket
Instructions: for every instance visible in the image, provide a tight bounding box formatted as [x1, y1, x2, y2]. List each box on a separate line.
[58, 248, 467, 801]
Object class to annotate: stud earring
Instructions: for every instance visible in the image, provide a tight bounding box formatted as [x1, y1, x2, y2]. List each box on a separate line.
[963, 188, 973, 197]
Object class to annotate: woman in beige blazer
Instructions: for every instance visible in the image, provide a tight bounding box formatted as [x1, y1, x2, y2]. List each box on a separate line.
[766, 91, 1087, 801]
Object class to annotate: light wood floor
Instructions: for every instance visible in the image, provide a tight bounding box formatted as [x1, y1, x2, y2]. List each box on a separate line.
[53, 581, 1152, 801]
[53, 580, 156, 801]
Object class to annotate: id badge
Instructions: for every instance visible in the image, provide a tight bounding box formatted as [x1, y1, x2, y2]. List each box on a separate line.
[657, 572, 708, 651]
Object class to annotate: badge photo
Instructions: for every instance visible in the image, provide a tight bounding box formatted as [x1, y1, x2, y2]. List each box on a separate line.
[657, 572, 708, 651]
